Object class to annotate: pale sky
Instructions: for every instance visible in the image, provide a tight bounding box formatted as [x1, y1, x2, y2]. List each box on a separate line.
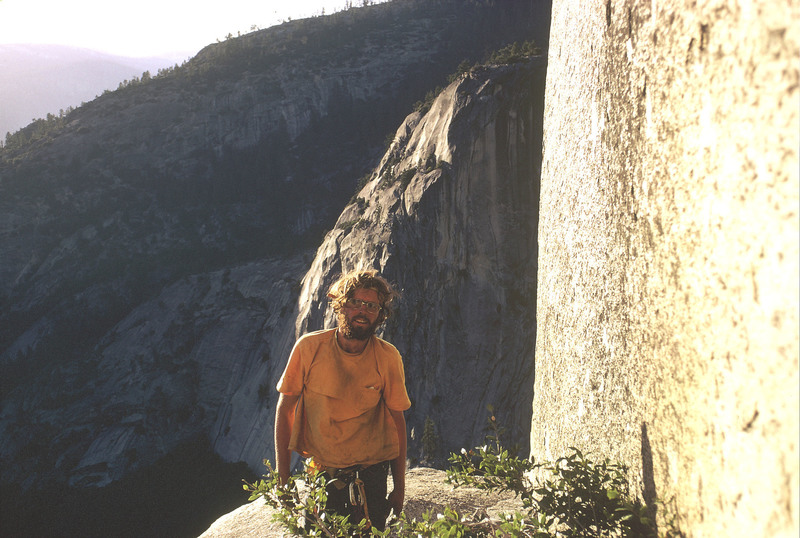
[0, 0, 383, 58]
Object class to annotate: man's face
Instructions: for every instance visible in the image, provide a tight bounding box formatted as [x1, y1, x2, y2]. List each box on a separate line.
[338, 288, 383, 341]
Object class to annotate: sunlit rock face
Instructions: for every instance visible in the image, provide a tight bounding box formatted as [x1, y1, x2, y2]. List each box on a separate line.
[533, 2, 798, 536]
[296, 59, 546, 460]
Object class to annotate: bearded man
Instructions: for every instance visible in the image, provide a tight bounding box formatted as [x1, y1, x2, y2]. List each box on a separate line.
[274, 269, 411, 531]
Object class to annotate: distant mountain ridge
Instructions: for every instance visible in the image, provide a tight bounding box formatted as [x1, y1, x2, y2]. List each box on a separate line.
[0, 43, 189, 138]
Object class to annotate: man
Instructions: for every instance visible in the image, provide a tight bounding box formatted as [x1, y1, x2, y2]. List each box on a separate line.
[274, 269, 411, 531]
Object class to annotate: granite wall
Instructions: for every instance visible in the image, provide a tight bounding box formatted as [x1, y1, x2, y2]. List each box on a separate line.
[532, 1, 798, 536]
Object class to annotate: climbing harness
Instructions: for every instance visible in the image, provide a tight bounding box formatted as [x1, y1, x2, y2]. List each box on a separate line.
[326, 465, 372, 529]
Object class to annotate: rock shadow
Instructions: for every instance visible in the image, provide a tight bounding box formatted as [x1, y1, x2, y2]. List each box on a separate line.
[641, 422, 659, 532]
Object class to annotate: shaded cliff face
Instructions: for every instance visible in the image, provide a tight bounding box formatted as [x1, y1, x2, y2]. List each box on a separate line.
[297, 59, 546, 459]
[534, 1, 798, 536]
[1, 255, 306, 489]
[0, 0, 551, 500]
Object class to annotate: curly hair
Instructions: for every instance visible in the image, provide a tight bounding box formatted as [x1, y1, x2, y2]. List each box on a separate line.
[327, 269, 399, 322]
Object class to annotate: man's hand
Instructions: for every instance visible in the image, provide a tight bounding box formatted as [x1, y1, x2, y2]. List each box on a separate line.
[387, 487, 404, 516]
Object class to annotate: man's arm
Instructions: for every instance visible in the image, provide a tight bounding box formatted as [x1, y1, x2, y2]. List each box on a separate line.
[387, 408, 407, 516]
[274, 393, 299, 485]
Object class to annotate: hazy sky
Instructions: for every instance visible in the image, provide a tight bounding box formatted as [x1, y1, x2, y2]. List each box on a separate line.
[0, 0, 382, 58]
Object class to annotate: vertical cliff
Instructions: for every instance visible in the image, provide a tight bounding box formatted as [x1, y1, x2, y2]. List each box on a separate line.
[294, 58, 546, 461]
[533, 1, 798, 536]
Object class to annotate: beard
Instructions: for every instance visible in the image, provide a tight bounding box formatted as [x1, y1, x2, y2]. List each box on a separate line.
[338, 311, 380, 341]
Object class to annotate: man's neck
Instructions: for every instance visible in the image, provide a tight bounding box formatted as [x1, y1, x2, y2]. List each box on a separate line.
[336, 328, 370, 354]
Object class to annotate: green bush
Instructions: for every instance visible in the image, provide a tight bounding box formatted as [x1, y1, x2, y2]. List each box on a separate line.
[448, 60, 476, 83]
[486, 40, 543, 65]
[245, 413, 679, 537]
[243, 460, 382, 536]
[448, 444, 658, 537]
[420, 416, 439, 463]
[413, 86, 443, 115]
[534, 448, 654, 537]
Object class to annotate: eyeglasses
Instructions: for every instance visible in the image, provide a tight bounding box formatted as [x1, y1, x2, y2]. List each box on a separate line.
[344, 298, 382, 313]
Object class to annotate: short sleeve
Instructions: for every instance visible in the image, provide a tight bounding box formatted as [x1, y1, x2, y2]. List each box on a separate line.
[276, 337, 308, 395]
[377, 342, 412, 411]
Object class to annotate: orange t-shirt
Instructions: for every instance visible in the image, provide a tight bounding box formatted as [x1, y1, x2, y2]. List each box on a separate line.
[276, 329, 412, 468]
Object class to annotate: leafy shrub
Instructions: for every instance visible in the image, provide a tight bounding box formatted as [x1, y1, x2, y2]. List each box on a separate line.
[420, 416, 439, 464]
[536, 449, 652, 537]
[244, 412, 678, 537]
[486, 40, 543, 65]
[449, 444, 658, 537]
[243, 461, 381, 536]
[413, 86, 443, 115]
[448, 59, 476, 83]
